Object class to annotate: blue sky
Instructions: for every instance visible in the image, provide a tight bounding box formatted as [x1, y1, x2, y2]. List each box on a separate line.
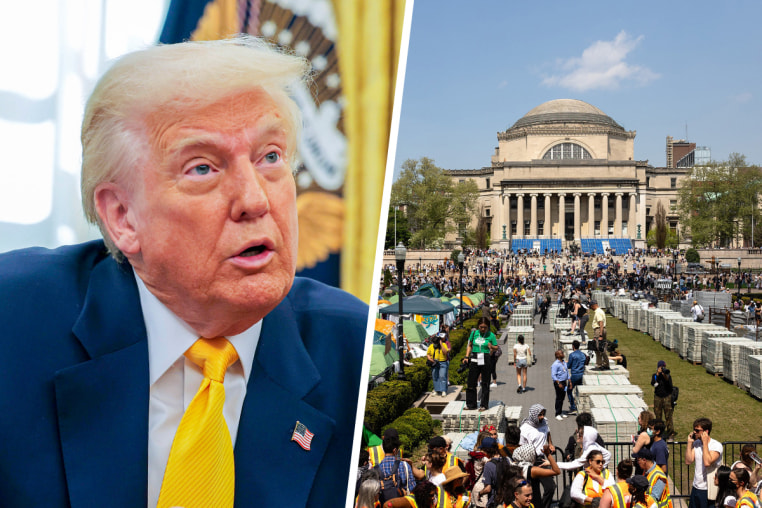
[392, 0, 762, 178]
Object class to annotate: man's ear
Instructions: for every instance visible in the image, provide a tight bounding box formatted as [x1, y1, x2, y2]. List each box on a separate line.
[94, 182, 141, 255]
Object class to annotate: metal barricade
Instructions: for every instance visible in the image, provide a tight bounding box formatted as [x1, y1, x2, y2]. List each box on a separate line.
[542, 440, 762, 506]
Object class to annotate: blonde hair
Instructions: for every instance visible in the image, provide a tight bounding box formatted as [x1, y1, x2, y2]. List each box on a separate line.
[80, 35, 310, 258]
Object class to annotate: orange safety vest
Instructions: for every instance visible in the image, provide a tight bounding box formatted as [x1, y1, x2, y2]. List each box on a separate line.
[394, 495, 417, 508]
[577, 469, 611, 502]
[443, 452, 465, 473]
[737, 491, 761, 508]
[425, 452, 464, 477]
[441, 489, 470, 508]
[369, 445, 385, 467]
[606, 481, 631, 508]
[646, 465, 673, 508]
[633, 494, 657, 508]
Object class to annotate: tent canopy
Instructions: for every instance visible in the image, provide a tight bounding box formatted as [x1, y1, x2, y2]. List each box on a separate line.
[415, 283, 441, 298]
[379, 295, 455, 315]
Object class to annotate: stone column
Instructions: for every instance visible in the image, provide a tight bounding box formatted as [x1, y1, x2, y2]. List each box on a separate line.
[615, 192, 623, 237]
[629, 193, 637, 239]
[516, 193, 524, 239]
[601, 193, 609, 238]
[503, 192, 511, 239]
[588, 192, 596, 236]
[530, 193, 538, 237]
[544, 193, 552, 238]
[558, 193, 566, 240]
[573, 193, 581, 240]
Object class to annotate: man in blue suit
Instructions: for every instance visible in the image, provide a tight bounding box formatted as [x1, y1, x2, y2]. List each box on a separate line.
[0, 36, 368, 508]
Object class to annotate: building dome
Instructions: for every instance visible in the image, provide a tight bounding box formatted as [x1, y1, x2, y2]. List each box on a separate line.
[509, 99, 623, 130]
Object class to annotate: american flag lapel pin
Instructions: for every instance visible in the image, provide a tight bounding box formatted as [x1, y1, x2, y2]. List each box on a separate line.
[291, 421, 314, 451]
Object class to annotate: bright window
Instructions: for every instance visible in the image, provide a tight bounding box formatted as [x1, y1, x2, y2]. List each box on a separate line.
[542, 143, 592, 160]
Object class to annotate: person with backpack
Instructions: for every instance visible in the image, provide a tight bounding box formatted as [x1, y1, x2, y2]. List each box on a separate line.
[651, 361, 675, 441]
[383, 481, 439, 508]
[691, 300, 705, 322]
[472, 437, 504, 508]
[376, 428, 416, 505]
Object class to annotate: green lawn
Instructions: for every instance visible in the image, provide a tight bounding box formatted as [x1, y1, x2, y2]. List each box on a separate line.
[588, 315, 762, 443]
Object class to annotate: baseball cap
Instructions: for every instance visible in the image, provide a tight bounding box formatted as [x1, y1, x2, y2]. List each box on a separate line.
[633, 448, 655, 461]
[480, 437, 497, 449]
[657, 360, 666, 369]
[627, 475, 650, 490]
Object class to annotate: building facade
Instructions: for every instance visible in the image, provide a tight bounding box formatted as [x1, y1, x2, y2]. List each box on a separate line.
[448, 99, 688, 252]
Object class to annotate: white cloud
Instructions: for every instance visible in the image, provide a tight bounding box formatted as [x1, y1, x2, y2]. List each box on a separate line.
[542, 31, 659, 91]
[497, 80, 509, 89]
[732, 92, 753, 104]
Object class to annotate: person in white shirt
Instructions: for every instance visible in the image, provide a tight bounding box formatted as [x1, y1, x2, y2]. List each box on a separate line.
[514, 334, 531, 393]
[520, 404, 556, 508]
[685, 417, 723, 508]
[691, 300, 705, 322]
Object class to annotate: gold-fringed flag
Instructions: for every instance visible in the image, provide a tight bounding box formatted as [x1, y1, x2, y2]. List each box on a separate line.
[159, 0, 405, 302]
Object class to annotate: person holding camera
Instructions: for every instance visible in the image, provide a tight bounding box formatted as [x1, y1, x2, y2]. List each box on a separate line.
[463, 317, 498, 411]
[427, 333, 450, 397]
[651, 361, 675, 441]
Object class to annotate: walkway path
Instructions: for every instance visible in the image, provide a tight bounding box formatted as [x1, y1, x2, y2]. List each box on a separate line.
[490, 311, 579, 447]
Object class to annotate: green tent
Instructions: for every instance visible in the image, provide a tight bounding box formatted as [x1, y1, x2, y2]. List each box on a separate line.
[403, 320, 430, 343]
[415, 283, 442, 298]
[368, 343, 398, 379]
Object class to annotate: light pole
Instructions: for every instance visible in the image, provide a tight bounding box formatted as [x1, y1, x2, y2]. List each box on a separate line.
[395, 242, 407, 380]
[458, 251, 465, 326]
[738, 256, 742, 302]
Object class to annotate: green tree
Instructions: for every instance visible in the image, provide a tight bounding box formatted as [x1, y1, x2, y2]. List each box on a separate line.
[390, 157, 479, 249]
[384, 205, 411, 249]
[654, 202, 667, 249]
[685, 248, 700, 263]
[475, 206, 489, 250]
[678, 154, 762, 247]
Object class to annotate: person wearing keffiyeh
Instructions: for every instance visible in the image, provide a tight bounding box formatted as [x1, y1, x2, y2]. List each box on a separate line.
[519, 405, 556, 508]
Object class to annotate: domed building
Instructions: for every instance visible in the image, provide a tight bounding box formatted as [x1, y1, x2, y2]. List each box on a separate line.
[449, 99, 686, 253]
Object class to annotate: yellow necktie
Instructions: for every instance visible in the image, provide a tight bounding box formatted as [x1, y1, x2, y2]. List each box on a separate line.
[158, 337, 239, 508]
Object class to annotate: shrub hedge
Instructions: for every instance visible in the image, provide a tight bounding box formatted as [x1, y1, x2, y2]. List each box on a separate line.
[364, 357, 430, 435]
[381, 407, 437, 455]
[363, 317, 499, 435]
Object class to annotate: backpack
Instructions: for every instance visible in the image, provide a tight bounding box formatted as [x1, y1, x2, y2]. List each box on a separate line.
[374, 459, 405, 504]
[559, 471, 588, 508]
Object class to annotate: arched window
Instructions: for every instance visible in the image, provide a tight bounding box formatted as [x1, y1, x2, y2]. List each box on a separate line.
[542, 142, 592, 160]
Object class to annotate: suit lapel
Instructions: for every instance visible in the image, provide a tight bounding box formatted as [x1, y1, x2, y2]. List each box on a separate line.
[55, 259, 149, 508]
[233, 296, 334, 507]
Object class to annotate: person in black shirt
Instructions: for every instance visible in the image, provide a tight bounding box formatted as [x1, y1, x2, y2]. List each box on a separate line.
[651, 360, 675, 440]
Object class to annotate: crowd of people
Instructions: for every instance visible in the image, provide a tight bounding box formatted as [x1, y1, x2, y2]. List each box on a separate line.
[367, 245, 762, 508]
[357, 413, 762, 508]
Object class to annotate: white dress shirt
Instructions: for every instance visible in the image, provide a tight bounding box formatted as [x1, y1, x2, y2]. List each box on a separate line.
[135, 275, 261, 508]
